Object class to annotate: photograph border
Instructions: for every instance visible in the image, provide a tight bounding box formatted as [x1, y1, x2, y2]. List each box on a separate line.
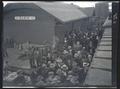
[1, 1, 119, 89]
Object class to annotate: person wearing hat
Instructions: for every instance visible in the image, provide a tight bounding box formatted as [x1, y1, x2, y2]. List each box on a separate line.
[47, 61, 51, 66]
[60, 64, 68, 82]
[66, 58, 73, 70]
[61, 64, 68, 72]
[57, 62, 64, 69]
[87, 54, 92, 63]
[62, 51, 70, 68]
[68, 45, 72, 50]
[70, 75, 80, 85]
[2, 42, 8, 57]
[49, 61, 57, 73]
[35, 74, 45, 86]
[41, 63, 49, 77]
[55, 56, 64, 68]
[56, 56, 63, 63]
[37, 49, 43, 67]
[51, 74, 61, 86]
[3, 61, 9, 76]
[66, 74, 73, 85]
[27, 47, 35, 68]
[67, 46, 74, 56]
[34, 48, 41, 67]
[91, 33, 97, 50]
[45, 71, 55, 85]
[18, 43, 23, 51]
[24, 75, 32, 85]
[81, 47, 89, 64]
[89, 38, 93, 52]
[82, 34, 86, 47]
[56, 68, 64, 81]
[64, 37, 68, 48]
[73, 41, 82, 52]
[35, 78, 46, 87]
[65, 49, 73, 70]
[56, 68, 66, 82]
[46, 52, 52, 62]
[30, 70, 38, 85]
[74, 52, 79, 58]
[74, 51, 83, 68]
[85, 37, 91, 52]
[41, 55, 47, 64]
[67, 35, 73, 47]
[81, 47, 88, 60]
[66, 71, 79, 86]
[56, 68, 62, 75]
[63, 49, 69, 55]
[83, 63, 89, 73]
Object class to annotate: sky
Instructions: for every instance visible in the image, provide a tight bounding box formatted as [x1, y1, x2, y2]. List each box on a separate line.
[63, 1, 98, 7]
[63, 1, 112, 9]
[3, 1, 112, 10]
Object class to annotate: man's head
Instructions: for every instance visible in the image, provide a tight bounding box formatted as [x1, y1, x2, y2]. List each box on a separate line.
[88, 54, 92, 60]
[48, 71, 54, 76]
[63, 50, 68, 54]
[68, 71, 73, 75]
[68, 46, 72, 49]
[47, 53, 51, 58]
[50, 63, 56, 69]
[77, 51, 81, 54]
[74, 53, 78, 58]
[56, 57, 63, 63]
[48, 61, 51, 64]
[42, 63, 47, 68]
[82, 47, 86, 50]
[76, 41, 80, 45]
[61, 64, 68, 71]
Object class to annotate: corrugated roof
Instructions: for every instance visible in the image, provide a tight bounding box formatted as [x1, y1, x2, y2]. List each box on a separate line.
[34, 2, 88, 22]
[4, 3, 41, 14]
[80, 7, 95, 17]
[4, 2, 88, 23]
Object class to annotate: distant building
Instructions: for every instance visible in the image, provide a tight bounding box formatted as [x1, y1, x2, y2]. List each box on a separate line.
[95, 3, 109, 19]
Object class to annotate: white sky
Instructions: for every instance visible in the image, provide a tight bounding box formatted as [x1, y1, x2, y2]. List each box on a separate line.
[63, 1, 98, 7]
[63, 1, 112, 10]
[3, 1, 112, 10]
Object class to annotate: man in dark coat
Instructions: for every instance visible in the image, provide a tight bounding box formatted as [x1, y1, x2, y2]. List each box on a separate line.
[27, 47, 35, 68]
[30, 70, 38, 85]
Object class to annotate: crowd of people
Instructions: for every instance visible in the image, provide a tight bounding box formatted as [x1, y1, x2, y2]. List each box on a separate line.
[3, 27, 104, 86]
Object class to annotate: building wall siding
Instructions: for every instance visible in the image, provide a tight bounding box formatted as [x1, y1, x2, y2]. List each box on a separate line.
[73, 18, 89, 32]
[3, 8, 55, 45]
[55, 22, 73, 44]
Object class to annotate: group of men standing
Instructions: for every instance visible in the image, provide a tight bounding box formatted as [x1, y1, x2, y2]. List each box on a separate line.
[3, 26, 104, 86]
[12, 27, 103, 86]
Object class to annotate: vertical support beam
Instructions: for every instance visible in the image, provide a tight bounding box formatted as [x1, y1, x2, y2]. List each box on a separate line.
[71, 22, 73, 32]
[0, 2, 3, 88]
[112, 2, 119, 87]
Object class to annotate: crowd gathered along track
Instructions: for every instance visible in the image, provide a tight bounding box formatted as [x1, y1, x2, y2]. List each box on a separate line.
[3, 22, 105, 87]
